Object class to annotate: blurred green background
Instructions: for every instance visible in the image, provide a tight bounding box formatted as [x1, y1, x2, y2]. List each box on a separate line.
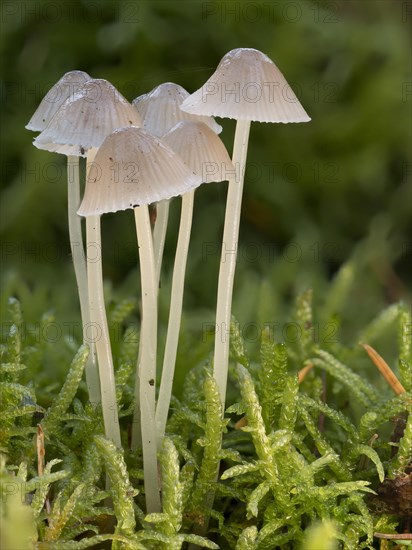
[1, 0, 411, 376]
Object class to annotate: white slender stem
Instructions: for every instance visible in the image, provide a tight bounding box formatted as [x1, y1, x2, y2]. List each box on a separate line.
[187, 121, 252, 546]
[153, 200, 170, 288]
[155, 191, 194, 444]
[86, 214, 121, 448]
[132, 197, 168, 449]
[67, 155, 100, 406]
[213, 120, 251, 410]
[132, 205, 161, 513]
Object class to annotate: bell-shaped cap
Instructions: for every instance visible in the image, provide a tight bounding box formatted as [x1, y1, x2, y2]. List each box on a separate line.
[132, 82, 222, 137]
[77, 126, 203, 216]
[34, 79, 141, 156]
[163, 121, 234, 183]
[180, 48, 310, 123]
[26, 70, 91, 132]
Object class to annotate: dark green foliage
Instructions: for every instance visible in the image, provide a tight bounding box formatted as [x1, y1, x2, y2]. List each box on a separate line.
[186, 375, 225, 531]
[94, 435, 137, 545]
[42, 345, 89, 434]
[258, 332, 288, 431]
[1, 299, 40, 459]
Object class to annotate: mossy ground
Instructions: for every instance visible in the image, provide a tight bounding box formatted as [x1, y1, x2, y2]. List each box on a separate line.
[1, 274, 410, 549]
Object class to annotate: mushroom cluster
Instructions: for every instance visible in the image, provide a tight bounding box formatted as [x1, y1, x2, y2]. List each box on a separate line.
[27, 48, 310, 513]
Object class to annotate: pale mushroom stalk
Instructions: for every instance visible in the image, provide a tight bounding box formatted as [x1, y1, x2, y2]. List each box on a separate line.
[157, 120, 234, 443]
[132, 205, 161, 513]
[152, 199, 170, 287]
[213, 120, 251, 408]
[86, 214, 121, 447]
[67, 155, 100, 405]
[85, 150, 121, 447]
[155, 190, 194, 443]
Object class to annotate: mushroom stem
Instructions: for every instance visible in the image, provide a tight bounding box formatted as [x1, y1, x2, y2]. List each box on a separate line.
[131, 205, 161, 513]
[85, 213, 121, 447]
[153, 200, 170, 288]
[67, 155, 100, 406]
[156, 190, 194, 444]
[213, 119, 251, 410]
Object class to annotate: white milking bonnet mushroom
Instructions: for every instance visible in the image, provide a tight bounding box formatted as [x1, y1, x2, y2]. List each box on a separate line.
[26, 72, 92, 316]
[156, 120, 234, 444]
[133, 82, 222, 137]
[26, 70, 91, 132]
[78, 126, 202, 513]
[26, 71, 92, 290]
[26, 71, 91, 132]
[133, 82, 222, 287]
[35, 79, 140, 154]
[26, 70, 96, 400]
[181, 47, 310, 411]
[33, 79, 141, 441]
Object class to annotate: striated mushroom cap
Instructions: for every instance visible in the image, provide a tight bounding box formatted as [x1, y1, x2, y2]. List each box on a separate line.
[77, 126, 202, 216]
[133, 82, 222, 137]
[34, 79, 141, 156]
[180, 48, 310, 123]
[163, 120, 234, 183]
[26, 70, 91, 132]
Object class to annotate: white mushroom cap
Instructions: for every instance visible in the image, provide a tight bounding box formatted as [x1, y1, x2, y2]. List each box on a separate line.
[132, 82, 222, 137]
[77, 126, 203, 216]
[180, 48, 310, 123]
[26, 70, 91, 132]
[34, 79, 141, 156]
[162, 121, 234, 183]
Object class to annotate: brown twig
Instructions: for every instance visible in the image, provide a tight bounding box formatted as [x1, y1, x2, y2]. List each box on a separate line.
[362, 343, 406, 395]
[234, 416, 248, 429]
[36, 424, 45, 477]
[298, 363, 314, 384]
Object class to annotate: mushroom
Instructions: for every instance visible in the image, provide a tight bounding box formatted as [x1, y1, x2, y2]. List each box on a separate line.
[26, 73, 92, 330]
[35, 78, 140, 154]
[78, 126, 201, 513]
[156, 120, 234, 444]
[26, 70, 91, 131]
[33, 78, 140, 413]
[133, 82, 222, 286]
[180, 48, 310, 410]
[26, 71, 99, 401]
